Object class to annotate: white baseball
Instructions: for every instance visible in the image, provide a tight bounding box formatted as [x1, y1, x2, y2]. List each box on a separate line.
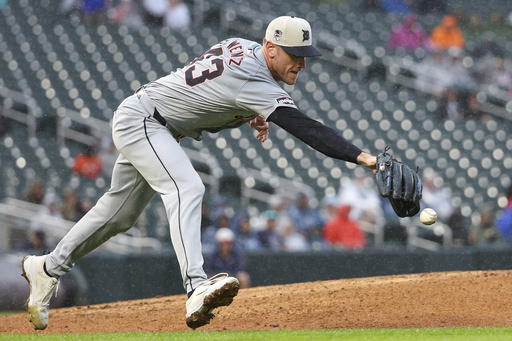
[420, 208, 437, 225]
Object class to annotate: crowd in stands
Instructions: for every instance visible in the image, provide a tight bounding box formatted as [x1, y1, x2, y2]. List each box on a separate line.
[20, 180, 94, 223]
[192, 176, 512, 287]
[58, 0, 191, 30]
[379, 2, 512, 123]
[2, 0, 512, 292]
[195, 169, 511, 259]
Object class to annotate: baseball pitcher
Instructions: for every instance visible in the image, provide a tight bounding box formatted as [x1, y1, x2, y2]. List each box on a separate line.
[22, 16, 421, 331]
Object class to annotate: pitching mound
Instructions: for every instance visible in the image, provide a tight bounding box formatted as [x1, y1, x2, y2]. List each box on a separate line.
[2, 270, 512, 334]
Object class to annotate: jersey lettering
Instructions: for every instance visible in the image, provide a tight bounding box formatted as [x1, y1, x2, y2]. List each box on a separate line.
[227, 40, 244, 66]
[185, 47, 225, 87]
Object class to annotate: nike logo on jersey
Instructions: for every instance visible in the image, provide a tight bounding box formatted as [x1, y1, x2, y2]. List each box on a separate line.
[276, 96, 295, 105]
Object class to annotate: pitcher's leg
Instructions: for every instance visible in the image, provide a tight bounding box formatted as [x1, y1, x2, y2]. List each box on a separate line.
[117, 117, 208, 293]
[46, 155, 156, 277]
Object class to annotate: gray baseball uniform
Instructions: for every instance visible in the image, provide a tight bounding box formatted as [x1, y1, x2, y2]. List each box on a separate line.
[45, 38, 297, 293]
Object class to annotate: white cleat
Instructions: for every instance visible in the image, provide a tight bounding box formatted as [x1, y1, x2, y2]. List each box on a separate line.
[185, 273, 239, 329]
[21, 255, 59, 330]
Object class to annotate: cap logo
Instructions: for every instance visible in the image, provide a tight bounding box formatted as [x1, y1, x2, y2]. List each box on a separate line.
[302, 29, 310, 42]
[274, 29, 283, 41]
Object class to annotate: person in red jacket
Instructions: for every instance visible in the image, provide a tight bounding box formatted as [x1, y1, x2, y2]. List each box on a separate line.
[72, 145, 103, 180]
[323, 205, 366, 249]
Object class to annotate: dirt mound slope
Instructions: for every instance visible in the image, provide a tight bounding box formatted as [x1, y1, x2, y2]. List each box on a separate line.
[2, 270, 512, 334]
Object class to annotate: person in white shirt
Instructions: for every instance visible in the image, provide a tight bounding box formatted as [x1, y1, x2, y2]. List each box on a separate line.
[164, 0, 191, 30]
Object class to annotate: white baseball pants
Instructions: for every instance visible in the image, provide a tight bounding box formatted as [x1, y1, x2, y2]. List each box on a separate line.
[46, 92, 208, 293]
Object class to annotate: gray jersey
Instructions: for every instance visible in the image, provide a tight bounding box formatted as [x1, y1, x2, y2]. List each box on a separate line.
[144, 38, 297, 140]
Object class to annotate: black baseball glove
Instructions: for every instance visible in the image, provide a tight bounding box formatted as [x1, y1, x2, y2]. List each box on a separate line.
[375, 147, 422, 217]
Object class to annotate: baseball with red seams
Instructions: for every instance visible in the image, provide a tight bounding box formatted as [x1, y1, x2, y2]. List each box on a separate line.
[420, 208, 437, 225]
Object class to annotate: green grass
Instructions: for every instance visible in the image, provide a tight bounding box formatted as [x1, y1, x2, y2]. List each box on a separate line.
[1, 328, 512, 341]
[0, 312, 21, 316]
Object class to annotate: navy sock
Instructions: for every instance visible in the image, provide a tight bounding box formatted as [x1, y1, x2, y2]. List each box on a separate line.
[43, 261, 53, 278]
[187, 290, 194, 298]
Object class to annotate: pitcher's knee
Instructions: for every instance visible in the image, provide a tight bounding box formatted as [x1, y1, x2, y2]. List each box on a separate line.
[189, 180, 205, 198]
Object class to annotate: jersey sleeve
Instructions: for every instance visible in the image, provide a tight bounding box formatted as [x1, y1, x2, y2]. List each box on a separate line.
[268, 106, 363, 164]
[236, 76, 297, 120]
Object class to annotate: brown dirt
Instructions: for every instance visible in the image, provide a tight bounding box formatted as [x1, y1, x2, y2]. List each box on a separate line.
[2, 270, 512, 334]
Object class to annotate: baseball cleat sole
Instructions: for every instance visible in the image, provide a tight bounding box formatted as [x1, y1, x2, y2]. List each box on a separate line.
[186, 281, 239, 330]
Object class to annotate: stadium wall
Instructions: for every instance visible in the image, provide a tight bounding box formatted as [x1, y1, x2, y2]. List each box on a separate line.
[76, 247, 512, 305]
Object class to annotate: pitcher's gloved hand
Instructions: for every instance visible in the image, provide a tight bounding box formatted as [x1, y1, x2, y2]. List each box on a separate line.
[375, 147, 422, 218]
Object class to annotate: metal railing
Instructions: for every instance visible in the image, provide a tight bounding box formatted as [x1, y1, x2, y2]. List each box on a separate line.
[0, 87, 38, 138]
[406, 219, 453, 251]
[0, 198, 163, 253]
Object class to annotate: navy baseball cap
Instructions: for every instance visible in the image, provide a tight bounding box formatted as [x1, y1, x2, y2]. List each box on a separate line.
[265, 16, 323, 57]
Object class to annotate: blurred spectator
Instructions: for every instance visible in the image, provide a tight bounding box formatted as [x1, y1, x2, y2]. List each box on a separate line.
[109, 0, 143, 29]
[416, 0, 447, 14]
[380, 0, 411, 15]
[72, 145, 103, 180]
[491, 58, 512, 91]
[508, 11, 512, 27]
[76, 196, 93, 221]
[200, 202, 213, 231]
[486, 11, 512, 41]
[0, 105, 11, 138]
[323, 205, 367, 250]
[81, 0, 111, 25]
[415, 48, 473, 99]
[421, 168, 454, 223]
[163, 0, 191, 30]
[266, 194, 291, 235]
[469, 207, 502, 246]
[359, 0, 380, 12]
[338, 168, 383, 226]
[495, 184, 512, 243]
[474, 56, 512, 91]
[19, 230, 48, 253]
[415, 49, 453, 98]
[202, 210, 231, 256]
[21, 179, 45, 205]
[472, 32, 505, 59]
[489, 11, 504, 28]
[234, 216, 261, 251]
[40, 193, 63, 219]
[60, 0, 80, 15]
[429, 15, 465, 50]
[287, 192, 324, 242]
[451, 7, 466, 26]
[257, 210, 283, 251]
[209, 194, 232, 223]
[320, 194, 339, 223]
[445, 47, 474, 89]
[282, 220, 310, 252]
[447, 211, 469, 247]
[462, 92, 489, 121]
[436, 88, 464, 121]
[387, 14, 428, 51]
[141, 0, 167, 26]
[462, 14, 484, 41]
[205, 228, 251, 289]
[61, 187, 81, 221]
[98, 137, 119, 179]
[29, 193, 63, 248]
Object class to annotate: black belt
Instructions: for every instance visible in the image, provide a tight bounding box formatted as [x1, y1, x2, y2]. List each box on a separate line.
[153, 108, 166, 126]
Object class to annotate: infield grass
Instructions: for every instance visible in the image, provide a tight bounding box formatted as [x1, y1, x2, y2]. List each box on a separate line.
[2, 327, 512, 341]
